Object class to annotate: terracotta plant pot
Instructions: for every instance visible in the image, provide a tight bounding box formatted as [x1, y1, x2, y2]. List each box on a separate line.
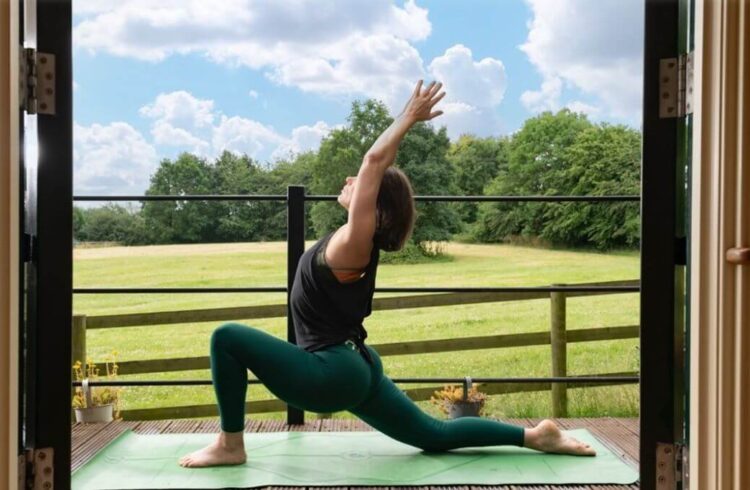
[73, 378, 114, 423]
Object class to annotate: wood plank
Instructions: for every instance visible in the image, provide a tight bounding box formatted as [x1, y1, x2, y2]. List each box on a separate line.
[105, 326, 638, 375]
[84, 279, 638, 329]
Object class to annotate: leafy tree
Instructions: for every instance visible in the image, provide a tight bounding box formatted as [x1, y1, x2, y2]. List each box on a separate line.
[447, 134, 509, 224]
[547, 124, 641, 248]
[474, 110, 640, 249]
[73, 206, 86, 242]
[309, 98, 460, 251]
[212, 151, 269, 242]
[474, 109, 640, 249]
[394, 120, 461, 247]
[266, 152, 316, 239]
[76, 203, 148, 245]
[141, 153, 216, 243]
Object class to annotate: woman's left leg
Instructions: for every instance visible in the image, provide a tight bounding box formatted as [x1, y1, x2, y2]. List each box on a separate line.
[349, 374, 525, 452]
[349, 346, 595, 456]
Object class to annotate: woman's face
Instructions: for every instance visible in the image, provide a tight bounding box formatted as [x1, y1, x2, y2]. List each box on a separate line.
[337, 176, 357, 210]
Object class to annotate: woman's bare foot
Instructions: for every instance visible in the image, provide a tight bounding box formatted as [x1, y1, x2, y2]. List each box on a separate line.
[523, 419, 596, 456]
[179, 431, 247, 468]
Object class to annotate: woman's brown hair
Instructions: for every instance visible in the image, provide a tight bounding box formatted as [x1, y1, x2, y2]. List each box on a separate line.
[373, 166, 417, 251]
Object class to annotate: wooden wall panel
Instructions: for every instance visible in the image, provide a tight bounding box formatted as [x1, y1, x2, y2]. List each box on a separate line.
[1, 0, 21, 488]
[691, 0, 750, 488]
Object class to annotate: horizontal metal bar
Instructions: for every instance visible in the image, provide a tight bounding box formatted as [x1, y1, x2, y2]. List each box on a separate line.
[73, 287, 287, 294]
[72, 376, 639, 387]
[73, 194, 288, 202]
[73, 194, 641, 203]
[72, 285, 639, 295]
[309, 195, 641, 203]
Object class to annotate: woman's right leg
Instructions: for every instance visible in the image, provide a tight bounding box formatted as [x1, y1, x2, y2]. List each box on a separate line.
[180, 322, 373, 467]
[209, 322, 372, 432]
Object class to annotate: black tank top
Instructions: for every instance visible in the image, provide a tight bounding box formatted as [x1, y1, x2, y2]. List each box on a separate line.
[290, 231, 379, 364]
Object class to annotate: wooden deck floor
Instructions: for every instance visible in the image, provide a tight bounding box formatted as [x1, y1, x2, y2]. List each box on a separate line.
[72, 417, 639, 489]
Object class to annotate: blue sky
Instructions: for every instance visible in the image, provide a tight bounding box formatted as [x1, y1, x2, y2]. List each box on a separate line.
[71, 0, 644, 199]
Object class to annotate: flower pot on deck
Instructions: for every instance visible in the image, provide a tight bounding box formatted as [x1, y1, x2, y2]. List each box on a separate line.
[447, 400, 483, 418]
[74, 378, 114, 423]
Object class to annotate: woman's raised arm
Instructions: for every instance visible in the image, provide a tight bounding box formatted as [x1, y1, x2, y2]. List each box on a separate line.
[343, 80, 445, 256]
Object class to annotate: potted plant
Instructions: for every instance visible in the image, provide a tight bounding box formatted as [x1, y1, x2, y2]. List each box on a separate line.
[430, 377, 487, 418]
[72, 351, 123, 423]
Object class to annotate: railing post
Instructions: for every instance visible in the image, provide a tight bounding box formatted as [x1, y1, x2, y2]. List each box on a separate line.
[287, 185, 305, 425]
[550, 286, 568, 417]
[71, 315, 87, 421]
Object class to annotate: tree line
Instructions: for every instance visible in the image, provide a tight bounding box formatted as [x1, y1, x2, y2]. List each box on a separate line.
[74, 100, 641, 253]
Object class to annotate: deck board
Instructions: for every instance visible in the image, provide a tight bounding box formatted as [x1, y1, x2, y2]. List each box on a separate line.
[71, 417, 639, 489]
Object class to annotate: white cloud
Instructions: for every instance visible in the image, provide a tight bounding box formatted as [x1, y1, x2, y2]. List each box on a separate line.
[73, 95, 339, 196]
[271, 121, 339, 161]
[137, 90, 338, 164]
[72, 0, 431, 112]
[427, 44, 506, 139]
[566, 100, 601, 117]
[520, 77, 562, 113]
[74, 122, 159, 200]
[436, 102, 502, 139]
[74, 1, 511, 139]
[519, 0, 644, 121]
[150, 121, 210, 154]
[139, 91, 214, 129]
[211, 115, 286, 162]
[73, 0, 431, 67]
[266, 33, 425, 110]
[139, 91, 215, 154]
[248, 90, 259, 99]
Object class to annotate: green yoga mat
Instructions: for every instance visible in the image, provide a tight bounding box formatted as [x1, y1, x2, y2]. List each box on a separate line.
[72, 429, 638, 488]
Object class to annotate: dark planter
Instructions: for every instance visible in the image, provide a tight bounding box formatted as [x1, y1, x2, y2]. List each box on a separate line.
[447, 400, 483, 418]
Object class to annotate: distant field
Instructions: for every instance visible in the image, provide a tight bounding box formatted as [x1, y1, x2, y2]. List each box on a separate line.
[73, 240, 640, 421]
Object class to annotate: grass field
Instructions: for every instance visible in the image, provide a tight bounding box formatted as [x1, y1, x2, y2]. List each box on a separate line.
[73, 240, 640, 421]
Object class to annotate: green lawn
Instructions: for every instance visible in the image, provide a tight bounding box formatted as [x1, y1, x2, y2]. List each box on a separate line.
[73, 240, 640, 421]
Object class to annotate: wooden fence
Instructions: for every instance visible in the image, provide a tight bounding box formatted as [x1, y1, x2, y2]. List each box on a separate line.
[72, 279, 639, 421]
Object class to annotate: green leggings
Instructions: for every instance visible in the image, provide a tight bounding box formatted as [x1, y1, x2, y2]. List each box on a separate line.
[210, 322, 526, 451]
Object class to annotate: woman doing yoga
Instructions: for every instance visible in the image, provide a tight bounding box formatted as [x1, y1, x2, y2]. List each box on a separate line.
[179, 80, 596, 468]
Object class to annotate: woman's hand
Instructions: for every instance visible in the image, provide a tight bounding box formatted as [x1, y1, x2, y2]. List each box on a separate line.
[400, 80, 446, 124]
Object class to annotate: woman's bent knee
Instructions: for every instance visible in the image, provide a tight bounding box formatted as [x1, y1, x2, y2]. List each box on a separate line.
[211, 322, 248, 350]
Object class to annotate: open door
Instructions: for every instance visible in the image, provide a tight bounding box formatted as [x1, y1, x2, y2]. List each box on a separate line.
[18, 0, 72, 488]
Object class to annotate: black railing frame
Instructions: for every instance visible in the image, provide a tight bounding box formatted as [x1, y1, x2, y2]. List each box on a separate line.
[72, 187, 641, 425]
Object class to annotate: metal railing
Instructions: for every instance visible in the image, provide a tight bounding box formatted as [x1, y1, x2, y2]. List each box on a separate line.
[72, 185, 641, 423]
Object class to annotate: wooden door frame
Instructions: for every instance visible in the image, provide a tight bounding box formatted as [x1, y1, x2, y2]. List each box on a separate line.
[1, 0, 22, 487]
